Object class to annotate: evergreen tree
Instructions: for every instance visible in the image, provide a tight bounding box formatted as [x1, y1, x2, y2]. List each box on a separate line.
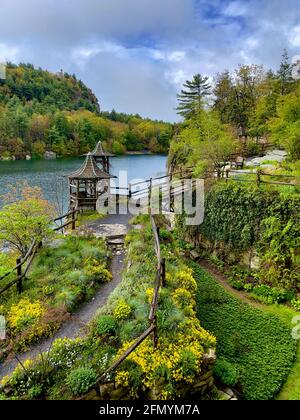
[213, 71, 234, 124]
[277, 49, 294, 95]
[176, 74, 211, 119]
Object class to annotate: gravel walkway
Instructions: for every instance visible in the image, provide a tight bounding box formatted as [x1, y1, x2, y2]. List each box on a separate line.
[0, 214, 130, 379]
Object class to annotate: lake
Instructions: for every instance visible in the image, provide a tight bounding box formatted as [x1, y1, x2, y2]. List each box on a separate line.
[0, 154, 167, 212]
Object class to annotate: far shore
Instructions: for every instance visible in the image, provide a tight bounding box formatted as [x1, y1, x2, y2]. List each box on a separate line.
[0, 150, 167, 162]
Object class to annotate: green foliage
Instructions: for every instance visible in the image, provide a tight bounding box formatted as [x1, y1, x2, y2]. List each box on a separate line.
[176, 74, 211, 119]
[213, 358, 238, 387]
[186, 182, 300, 289]
[193, 263, 297, 400]
[96, 316, 118, 336]
[251, 285, 294, 305]
[291, 299, 300, 311]
[0, 235, 110, 357]
[65, 366, 97, 396]
[0, 64, 172, 159]
[27, 385, 43, 399]
[0, 185, 54, 256]
[268, 85, 300, 160]
[229, 279, 244, 291]
[168, 109, 237, 176]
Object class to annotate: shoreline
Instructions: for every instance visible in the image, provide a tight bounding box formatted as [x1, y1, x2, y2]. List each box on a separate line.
[0, 151, 167, 163]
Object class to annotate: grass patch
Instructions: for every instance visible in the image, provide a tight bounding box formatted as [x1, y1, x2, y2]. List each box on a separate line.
[76, 211, 105, 227]
[191, 263, 297, 400]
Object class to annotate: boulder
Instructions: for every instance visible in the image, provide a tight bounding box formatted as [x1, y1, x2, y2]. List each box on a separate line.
[44, 151, 57, 160]
[99, 382, 115, 399]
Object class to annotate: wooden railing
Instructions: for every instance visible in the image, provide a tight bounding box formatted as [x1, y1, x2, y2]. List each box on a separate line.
[0, 239, 38, 296]
[97, 214, 165, 382]
[225, 169, 300, 187]
[53, 207, 78, 232]
[0, 207, 79, 296]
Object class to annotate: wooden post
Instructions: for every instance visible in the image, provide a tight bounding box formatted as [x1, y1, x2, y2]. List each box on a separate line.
[148, 178, 153, 213]
[16, 257, 22, 294]
[116, 193, 120, 215]
[72, 209, 76, 230]
[128, 183, 132, 198]
[153, 315, 158, 349]
[161, 258, 166, 287]
[226, 169, 229, 182]
[257, 170, 262, 186]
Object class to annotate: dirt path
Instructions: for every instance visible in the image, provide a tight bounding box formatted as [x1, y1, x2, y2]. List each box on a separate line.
[0, 214, 130, 380]
[198, 260, 264, 309]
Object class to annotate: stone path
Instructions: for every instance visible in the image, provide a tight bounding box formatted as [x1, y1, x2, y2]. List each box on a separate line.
[245, 149, 287, 168]
[0, 214, 131, 379]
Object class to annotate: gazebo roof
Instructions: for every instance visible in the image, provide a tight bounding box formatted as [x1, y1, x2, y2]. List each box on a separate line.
[90, 141, 115, 157]
[68, 153, 116, 180]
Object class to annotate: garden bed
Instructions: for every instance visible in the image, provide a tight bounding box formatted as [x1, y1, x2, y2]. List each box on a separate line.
[0, 235, 111, 359]
[0, 216, 216, 400]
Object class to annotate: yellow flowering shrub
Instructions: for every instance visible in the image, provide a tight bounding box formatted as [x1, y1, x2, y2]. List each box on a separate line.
[7, 298, 45, 334]
[168, 268, 197, 292]
[115, 370, 130, 388]
[116, 322, 215, 398]
[146, 288, 154, 304]
[113, 299, 132, 321]
[172, 288, 195, 309]
[84, 259, 112, 282]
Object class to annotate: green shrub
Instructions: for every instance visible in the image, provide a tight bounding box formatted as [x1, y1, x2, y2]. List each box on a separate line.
[243, 283, 254, 292]
[54, 287, 78, 311]
[66, 367, 97, 396]
[251, 285, 292, 304]
[291, 299, 300, 311]
[96, 316, 118, 336]
[27, 385, 43, 399]
[214, 358, 238, 387]
[229, 279, 244, 291]
[159, 228, 172, 242]
[192, 263, 296, 400]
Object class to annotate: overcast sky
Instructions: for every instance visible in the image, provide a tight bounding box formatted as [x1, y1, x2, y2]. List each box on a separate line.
[0, 0, 300, 121]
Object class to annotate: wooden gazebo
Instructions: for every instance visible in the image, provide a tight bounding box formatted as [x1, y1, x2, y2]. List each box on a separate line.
[68, 153, 116, 210]
[88, 141, 115, 173]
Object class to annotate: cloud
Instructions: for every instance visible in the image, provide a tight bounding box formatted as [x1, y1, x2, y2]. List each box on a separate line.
[0, 43, 20, 62]
[0, 0, 299, 121]
[289, 25, 300, 47]
[222, 1, 249, 17]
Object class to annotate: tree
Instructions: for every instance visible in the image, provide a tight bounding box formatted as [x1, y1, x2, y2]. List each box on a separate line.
[0, 182, 55, 256]
[169, 110, 237, 176]
[276, 49, 294, 95]
[231, 65, 264, 138]
[268, 85, 300, 160]
[176, 74, 211, 119]
[213, 71, 234, 124]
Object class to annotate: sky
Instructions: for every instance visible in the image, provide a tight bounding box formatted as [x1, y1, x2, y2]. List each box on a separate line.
[0, 0, 300, 122]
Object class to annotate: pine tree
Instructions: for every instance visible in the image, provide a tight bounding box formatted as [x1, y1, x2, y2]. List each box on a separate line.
[176, 74, 211, 119]
[277, 49, 294, 95]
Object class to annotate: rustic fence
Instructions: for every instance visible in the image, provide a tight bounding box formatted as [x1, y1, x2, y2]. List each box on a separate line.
[0, 207, 79, 296]
[98, 214, 165, 382]
[225, 169, 300, 187]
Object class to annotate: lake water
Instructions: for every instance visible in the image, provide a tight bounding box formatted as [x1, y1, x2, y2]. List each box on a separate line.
[0, 154, 167, 212]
